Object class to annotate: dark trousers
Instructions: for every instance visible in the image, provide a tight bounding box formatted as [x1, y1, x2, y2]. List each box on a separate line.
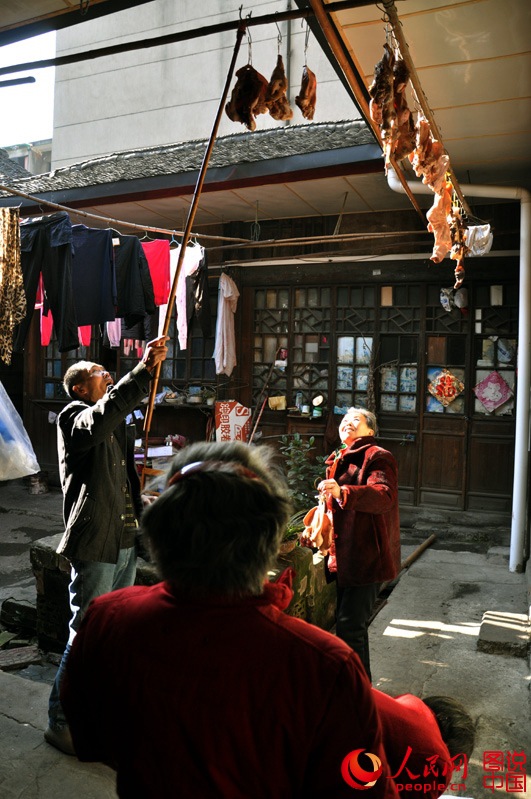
[335, 583, 380, 682]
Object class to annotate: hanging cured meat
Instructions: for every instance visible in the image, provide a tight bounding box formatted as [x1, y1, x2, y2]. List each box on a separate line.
[225, 64, 269, 132]
[368, 43, 394, 129]
[265, 54, 293, 121]
[368, 42, 474, 274]
[426, 180, 453, 263]
[295, 65, 317, 120]
[408, 115, 449, 193]
[391, 58, 416, 161]
[368, 45, 415, 166]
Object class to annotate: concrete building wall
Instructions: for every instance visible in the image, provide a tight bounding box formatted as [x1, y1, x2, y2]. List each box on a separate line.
[52, 0, 358, 168]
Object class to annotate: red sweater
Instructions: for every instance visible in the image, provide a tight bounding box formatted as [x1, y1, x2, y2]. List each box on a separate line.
[62, 581, 399, 799]
[325, 438, 401, 586]
[373, 690, 453, 799]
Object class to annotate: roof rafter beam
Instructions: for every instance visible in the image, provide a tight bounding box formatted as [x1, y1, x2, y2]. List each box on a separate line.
[0, 0, 376, 77]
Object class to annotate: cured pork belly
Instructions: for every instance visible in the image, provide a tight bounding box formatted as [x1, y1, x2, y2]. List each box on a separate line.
[266, 55, 293, 121]
[426, 181, 453, 263]
[295, 65, 317, 120]
[225, 64, 269, 131]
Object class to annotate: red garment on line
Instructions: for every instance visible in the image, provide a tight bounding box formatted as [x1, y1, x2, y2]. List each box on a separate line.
[141, 240, 170, 306]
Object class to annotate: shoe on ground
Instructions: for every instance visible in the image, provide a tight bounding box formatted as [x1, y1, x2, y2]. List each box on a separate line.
[44, 725, 76, 756]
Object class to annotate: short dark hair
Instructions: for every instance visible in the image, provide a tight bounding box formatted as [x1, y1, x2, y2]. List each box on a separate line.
[63, 361, 93, 399]
[423, 696, 476, 759]
[141, 441, 292, 597]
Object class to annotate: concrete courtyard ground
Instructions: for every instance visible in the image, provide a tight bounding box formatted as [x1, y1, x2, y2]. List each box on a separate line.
[0, 478, 529, 798]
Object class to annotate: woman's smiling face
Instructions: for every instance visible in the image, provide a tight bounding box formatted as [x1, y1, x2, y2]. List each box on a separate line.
[339, 410, 374, 446]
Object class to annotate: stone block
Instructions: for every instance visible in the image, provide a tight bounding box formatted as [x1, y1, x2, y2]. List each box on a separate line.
[0, 598, 37, 635]
[477, 610, 530, 657]
[271, 546, 336, 629]
[309, 552, 336, 630]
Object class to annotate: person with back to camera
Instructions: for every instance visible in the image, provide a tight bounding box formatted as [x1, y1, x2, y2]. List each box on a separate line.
[373, 690, 476, 799]
[44, 336, 168, 756]
[317, 407, 401, 682]
[60, 440, 400, 799]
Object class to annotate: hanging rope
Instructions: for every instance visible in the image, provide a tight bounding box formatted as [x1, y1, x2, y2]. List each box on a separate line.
[246, 19, 253, 64]
[250, 202, 261, 241]
[275, 21, 283, 54]
[303, 21, 311, 65]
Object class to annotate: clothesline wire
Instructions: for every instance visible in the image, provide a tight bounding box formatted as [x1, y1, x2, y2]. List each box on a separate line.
[0, 181, 432, 262]
[0, 182, 252, 244]
[210, 229, 431, 252]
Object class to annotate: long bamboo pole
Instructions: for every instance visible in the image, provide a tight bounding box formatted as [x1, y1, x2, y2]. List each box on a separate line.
[143, 24, 246, 436]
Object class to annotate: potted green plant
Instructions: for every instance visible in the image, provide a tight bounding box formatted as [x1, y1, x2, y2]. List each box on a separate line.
[278, 433, 326, 551]
[279, 508, 307, 554]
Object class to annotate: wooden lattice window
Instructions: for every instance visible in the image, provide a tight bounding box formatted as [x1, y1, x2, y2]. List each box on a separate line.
[472, 284, 517, 417]
[378, 335, 418, 413]
[380, 285, 421, 333]
[252, 286, 331, 408]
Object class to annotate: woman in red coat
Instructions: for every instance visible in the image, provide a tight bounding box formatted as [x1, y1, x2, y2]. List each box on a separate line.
[318, 407, 401, 681]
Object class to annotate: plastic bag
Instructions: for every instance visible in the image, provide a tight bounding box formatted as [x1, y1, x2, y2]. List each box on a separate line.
[465, 224, 493, 256]
[0, 380, 40, 480]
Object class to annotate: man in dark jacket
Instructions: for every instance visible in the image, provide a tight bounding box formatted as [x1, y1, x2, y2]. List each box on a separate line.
[44, 336, 168, 755]
[318, 407, 401, 681]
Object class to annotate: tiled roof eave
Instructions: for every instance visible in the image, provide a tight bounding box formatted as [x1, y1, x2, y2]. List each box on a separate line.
[0, 120, 379, 201]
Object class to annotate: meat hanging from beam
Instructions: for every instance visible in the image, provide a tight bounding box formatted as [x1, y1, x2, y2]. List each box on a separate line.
[368, 44, 416, 167]
[368, 45, 469, 272]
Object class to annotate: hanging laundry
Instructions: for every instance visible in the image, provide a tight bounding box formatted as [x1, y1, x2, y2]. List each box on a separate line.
[13, 211, 79, 354]
[214, 273, 239, 377]
[157, 243, 203, 350]
[121, 311, 159, 346]
[41, 311, 91, 347]
[0, 207, 26, 365]
[71, 225, 116, 326]
[114, 234, 156, 326]
[186, 247, 212, 341]
[36, 275, 91, 347]
[106, 318, 123, 348]
[141, 239, 170, 306]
